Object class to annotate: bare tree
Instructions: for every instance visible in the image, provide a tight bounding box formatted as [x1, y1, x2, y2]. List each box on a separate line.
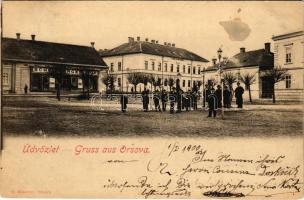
[141, 74, 150, 90]
[127, 73, 142, 93]
[101, 73, 116, 95]
[168, 78, 175, 91]
[223, 72, 237, 91]
[239, 72, 256, 103]
[263, 66, 289, 103]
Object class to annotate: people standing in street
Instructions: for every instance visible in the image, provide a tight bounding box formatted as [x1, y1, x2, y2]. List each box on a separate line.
[192, 91, 198, 110]
[141, 88, 149, 112]
[215, 85, 222, 109]
[235, 82, 245, 108]
[153, 89, 161, 112]
[169, 88, 176, 114]
[223, 85, 231, 108]
[176, 88, 182, 113]
[203, 84, 211, 109]
[186, 90, 192, 111]
[24, 84, 28, 94]
[120, 94, 128, 113]
[182, 91, 189, 111]
[161, 89, 168, 112]
[207, 88, 218, 118]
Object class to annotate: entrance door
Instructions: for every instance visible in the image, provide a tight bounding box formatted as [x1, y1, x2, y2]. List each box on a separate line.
[261, 77, 273, 98]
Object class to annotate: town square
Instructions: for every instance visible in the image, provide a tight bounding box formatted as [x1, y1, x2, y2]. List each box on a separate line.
[1, 2, 304, 199]
[1, 1, 303, 137]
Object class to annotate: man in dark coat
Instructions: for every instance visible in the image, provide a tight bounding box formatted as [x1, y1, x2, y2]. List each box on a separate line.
[215, 85, 222, 109]
[203, 85, 211, 108]
[120, 94, 128, 112]
[176, 88, 182, 113]
[207, 89, 218, 117]
[153, 90, 161, 112]
[169, 88, 176, 114]
[186, 90, 192, 111]
[182, 91, 189, 111]
[223, 85, 231, 108]
[141, 88, 149, 112]
[24, 84, 28, 94]
[192, 91, 198, 110]
[235, 82, 245, 108]
[161, 89, 168, 112]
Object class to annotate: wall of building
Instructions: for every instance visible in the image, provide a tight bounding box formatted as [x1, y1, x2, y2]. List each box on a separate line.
[2, 63, 30, 94]
[204, 66, 260, 101]
[275, 68, 304, 100]
[2, 64, 13, 93]
[101, 53, 208, 92]
[273, 34, 304, 100]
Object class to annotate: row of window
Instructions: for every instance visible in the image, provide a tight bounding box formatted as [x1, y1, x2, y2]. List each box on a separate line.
[145, 61, 202, 74]
[109, 61, 202, 75]
[116, 78, 199, 88]
[109, 62, 122, 72]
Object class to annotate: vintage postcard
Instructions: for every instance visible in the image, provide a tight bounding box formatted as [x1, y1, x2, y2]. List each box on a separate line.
[1, 1, 303, 199]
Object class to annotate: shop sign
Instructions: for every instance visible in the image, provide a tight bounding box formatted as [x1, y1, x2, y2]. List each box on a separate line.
[78, 79, 83, 89]
[49, 78, 55, 88]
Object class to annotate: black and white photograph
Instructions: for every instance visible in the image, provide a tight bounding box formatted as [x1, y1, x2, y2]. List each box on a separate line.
[1, 1, 303, 199]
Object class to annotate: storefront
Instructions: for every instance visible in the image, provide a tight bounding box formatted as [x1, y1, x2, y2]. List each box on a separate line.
[2, 35, 107, 94]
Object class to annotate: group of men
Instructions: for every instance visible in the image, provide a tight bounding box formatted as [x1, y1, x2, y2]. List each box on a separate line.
[141, 88, 199, 113]
[120, 82, 245, 115]
[204, 82, 244, 118]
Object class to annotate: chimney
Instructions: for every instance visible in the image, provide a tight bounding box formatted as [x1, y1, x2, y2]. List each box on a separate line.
[145, 38, 149, 42]
[151, 40, 155, 43]
[31, 34, 36, 41]
[240, 47, 245, 53]
[137, 36, 140, 41]
[265, 42, 271, 53]
[90, 42, 95, 48]
[156, 40, 158, 44]
[164, 42, 167, 45]
[16, 33, 21, 40]
[168, 43, 171, 46]
[172, 43, 175, 47]
[212, 58, 217, 65]
[128, 37, 134, 43]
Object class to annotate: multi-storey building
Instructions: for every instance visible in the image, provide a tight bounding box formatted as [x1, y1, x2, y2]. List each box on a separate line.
[99, 37, 209, 92]
[2, 33, 107, 94]
[203, 43, 274, 100]
[272, 30, 304, 100]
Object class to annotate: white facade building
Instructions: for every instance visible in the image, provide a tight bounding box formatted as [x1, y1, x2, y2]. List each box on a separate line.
[272, 30, 304, 100]
[99, 37, 209, 93]
[203, 43, 274, 101]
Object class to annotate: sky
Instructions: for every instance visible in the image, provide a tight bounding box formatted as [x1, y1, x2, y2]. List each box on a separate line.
[3, 1, 303, 61]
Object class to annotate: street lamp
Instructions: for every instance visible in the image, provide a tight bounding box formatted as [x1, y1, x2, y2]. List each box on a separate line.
[217, 47, 224, 119]
[202, 67, 206, 107]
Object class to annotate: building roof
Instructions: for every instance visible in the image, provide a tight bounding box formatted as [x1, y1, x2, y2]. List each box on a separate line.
[272, 30, 304, 41]
[2, 37, 107, 68]
[99, 41, 209, 62]
[204, 49, 273, 72]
